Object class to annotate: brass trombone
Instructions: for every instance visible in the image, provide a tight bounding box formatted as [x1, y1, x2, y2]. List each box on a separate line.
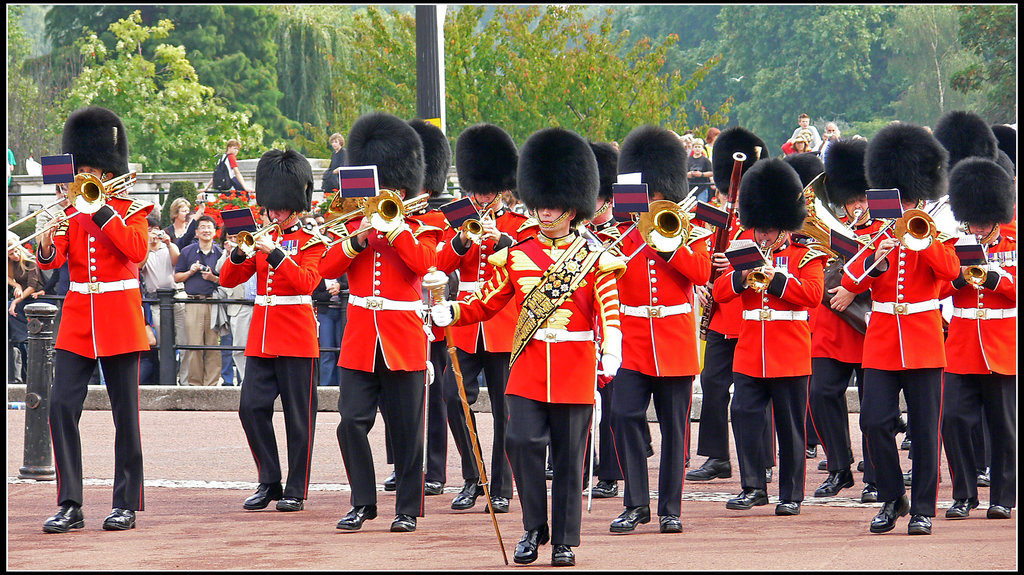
[843, 197, 949, 284]
[637, 199, 692, 253]
[321, 192, 429, 247]
[68, 172, 138, 215]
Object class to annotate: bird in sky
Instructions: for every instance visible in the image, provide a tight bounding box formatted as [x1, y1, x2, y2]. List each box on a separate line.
[729, 75, 744, 82]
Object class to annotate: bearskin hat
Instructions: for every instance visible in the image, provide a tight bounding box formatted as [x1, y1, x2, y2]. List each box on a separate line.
[454, 123, 518, 196]
[517, 127, 598, 228]
[255, 149, 314, 213]
[347, 112, 424, 198]
[738, 157, 807, 232]
[948, 157, 1015, 226]
[781, 152, 824, 188]
[823, 138, 869, 206]
[61, 106, 130, 176]
[616, 125, 689, 202]
[991, 124, 1016, 171]
[408, 119, 451, 195]
[712, 126, 768, 195]
[995, 149, 1015, 177]
[866, 122, 948, 204]
[932, 110, 998, 168]
[589, 141, 619, 202]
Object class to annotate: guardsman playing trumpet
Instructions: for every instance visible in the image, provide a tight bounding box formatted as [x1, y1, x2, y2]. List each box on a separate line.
[940, 158, 1016, 521]
[37, 106, 152, 533]
[220, 149, 325, 514]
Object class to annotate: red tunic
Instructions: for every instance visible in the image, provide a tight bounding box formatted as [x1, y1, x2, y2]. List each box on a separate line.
[707, 225, 754, 338]
[408, 207, 450, 343]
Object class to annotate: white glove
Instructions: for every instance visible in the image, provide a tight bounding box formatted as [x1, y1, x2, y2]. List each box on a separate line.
[600, 353, 621, 378]
[430, 302, 454, 327]
[600, 327, 622, 378]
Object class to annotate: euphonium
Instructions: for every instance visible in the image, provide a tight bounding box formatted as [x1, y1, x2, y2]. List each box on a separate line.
[963, 265, 988, 287]
[799, 172, 861, 259]
[638, 200, 691, 252]
[237, 223, 282, 258]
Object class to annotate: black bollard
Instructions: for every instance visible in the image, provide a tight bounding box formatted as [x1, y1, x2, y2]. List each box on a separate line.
[156, 287, 177, 386]
[20, 302, 58, 480]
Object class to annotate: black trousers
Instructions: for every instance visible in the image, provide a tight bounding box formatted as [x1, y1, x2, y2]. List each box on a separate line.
[610, 369, 692, 517]
[443, 346, 513, 498]
[808, 357, 863, 473]
[584, 378, 624, 482]
[425, 340, 450, 484]
[505, 395, 591, 547]
[50, 350, 145, 510]
[860, 367, 942, 517]
[854, 372, 878, 484]
[941, 372, 1016, 508]
[338, 347, 426, 516]
[239, 356, 319, 499]
[732, 373, 808, 502]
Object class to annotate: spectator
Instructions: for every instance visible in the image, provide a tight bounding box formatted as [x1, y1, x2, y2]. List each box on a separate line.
[141, 211, 187, 384]
[818, 122, 841, 164]
[782, 130, 814, 155]
[8, 233, 44, 385]
[687, 137, 715, 203]
[138, 299, 159, 385]
[204, 138, 252, 194]
[165, 197, 199, 245]
[321, 132, 348, 193]
[215, 227, 257, 386]
[8, 148, 16, 186]
[790, 113, 823, 151]
[173, 215, 223, 386]
[705, 127, 721, 162]
[313, 270, 347, 388]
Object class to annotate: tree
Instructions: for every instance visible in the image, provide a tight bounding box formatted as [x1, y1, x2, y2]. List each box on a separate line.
[7, 5, 60, 173]
[951, 5, 1016, 123]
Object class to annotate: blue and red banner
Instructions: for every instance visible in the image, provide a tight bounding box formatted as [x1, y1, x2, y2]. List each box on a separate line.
[440, 197, 479, 229]
[830, 230, 861, 260]
[338, 166, 379, 198]
[41, 154, 76, 185]
[612, 183, 650, 219]
[220, 207, 259, 235]
[954, 238, 988, 266]
[866, 188, 904, 220]
[725, 241, 767, 271]
[694, 201, 730, 229]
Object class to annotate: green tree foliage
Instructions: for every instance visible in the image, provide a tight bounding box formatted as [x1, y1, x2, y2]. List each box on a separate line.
[7, 5, 61, 171]
[951, 5, 1016, 123]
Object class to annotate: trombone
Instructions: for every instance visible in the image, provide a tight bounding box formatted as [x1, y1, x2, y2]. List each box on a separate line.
[842, 197, 949, 284]
[321, 192, 429, 247]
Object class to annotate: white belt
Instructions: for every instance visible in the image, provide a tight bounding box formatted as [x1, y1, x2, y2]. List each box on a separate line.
[254, 294, 312, 306]
[742, 309, 809, 321]
[952, 307, 1016, 320]
[458, 281, 481, 292]
[621, 302, 692, 318]
[871, 299, 940, 316]
[532, 328, 594, 343]
[68, 278, 140, 294]
[350, 295, 424, 312]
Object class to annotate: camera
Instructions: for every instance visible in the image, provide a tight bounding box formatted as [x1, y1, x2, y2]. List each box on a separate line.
[200, 265, 211, 273]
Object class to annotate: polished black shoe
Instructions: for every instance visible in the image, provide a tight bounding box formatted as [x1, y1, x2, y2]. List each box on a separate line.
[102, 508, 136, 531]
[685, 457, 732, 481]
[857, 460, 865, 472]
[903, 468, 913, 487]
[275, 497, 304, 512]
[765, 467, 774, 483]
[900, 437, 912, 451]
[726, 489, 769, 510]
[814, 469, 855, 497]
[451, 481, 484, 510]
[775, 501, 801, 516]
[907, 514, 932, 535]
[486, 496, 510, 514]
[336, 505, 377, 530]
[589, 479, 618, 499]
[43, 504, 84, 533]
[659, 515, 682, 533]
[805, 445, 817, 458]
[383, 471, 397, 492]
[513, 524, 550, 565]
[987, 505, 1011, 519]
[861, 483, 879, 503]
[424, 480, 444, 496]
[551, 544, 575, 567]
[390, 514, 417, 532]
[609, 505, 651, 532]
[977, 468, 991, 487]
[945, 498, 979, 519]
[817, 459, 828, 471]
[243, 482, 283, 510]
[870, 494, 910, 533]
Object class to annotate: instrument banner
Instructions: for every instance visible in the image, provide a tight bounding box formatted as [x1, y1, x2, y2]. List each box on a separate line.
[338, 165, 379, 198]
[694, 201, 729, 229]
[439, 197, 478, 228]
[866, 188, 904, 219]
[221, 207, 259, 234]
[830, 229, 861, 259]
[41, 154, 76, 184]
[954, 237, 988, 266]
[724, 241, 766, 272]
[612, 183, 650, 216]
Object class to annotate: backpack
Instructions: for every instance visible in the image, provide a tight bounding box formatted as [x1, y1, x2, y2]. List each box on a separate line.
[212, 154, 232, 190]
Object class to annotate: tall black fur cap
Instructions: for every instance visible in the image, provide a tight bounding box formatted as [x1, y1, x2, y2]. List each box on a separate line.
[932, 110, 998, 168]
[823, 138, 869, 206]
[948, 157, 1015, 225]
[454, 123, 518, 196]
[712, 126, 769, 195]
[61, 106, 130, 176]
[991, 124, 1016, 170]
[408, 119, 451, 195]
[617, 125, 689, 202]
[781, 152, 824, 188]
[995, 149, 1015, 177]
[517, 127, 598, 227]
[866, 122, 948, 204]
[347, 112, 424, 198]
[255, 149, 314, 212]
[738, 157, 807, 232]
[589, 141, 619, 201]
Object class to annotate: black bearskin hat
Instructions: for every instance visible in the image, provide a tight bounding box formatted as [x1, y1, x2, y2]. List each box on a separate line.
[995, 149, 1015, 177]
[991, 124, 1016, 172]
[823, 138, 869, 206]
[255, 149, 314, 212]
[781, 152, 824, 188]
[589, 141, 619, 202]
[932, 110, 998, 168]
[617, 125, 689, 202]
[712, 126, 769, 195]
[738, 157, 807, 232]
[948, 157, 1015, 226]
[517, 127, 598, 228]
[347, 112, 424, 198]
[61, 106, 130, 176]
[455, 123, 518, 196]
[866, 122, 948, 204]
[408, 119, 451, 195]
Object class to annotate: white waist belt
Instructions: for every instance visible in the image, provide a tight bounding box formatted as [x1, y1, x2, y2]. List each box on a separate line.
[621, 302, 692, 318]
[871, 300, 940, 316]
[255, 294, 312, 306]
[350, 295, 424, 312]
[952, 307, 1016, 320]
[742, 309, 808, 321]
[69, 279, 140, 294]
[458, 281, 481, 293]
[532, 328, 594, 343]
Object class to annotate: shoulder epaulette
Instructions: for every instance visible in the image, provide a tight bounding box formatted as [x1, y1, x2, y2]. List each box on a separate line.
[412, 222, 443, 238]
[115, 197, 152, 219]
[686, 225, 714, 246]
[799, 248, 830, 268]
[936, 231, 958, 244]
[517, 218, 540, 233]
[487, 246, 510, 268]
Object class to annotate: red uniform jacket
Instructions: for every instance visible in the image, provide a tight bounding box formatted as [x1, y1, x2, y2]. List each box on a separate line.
[708, 224, 753, 338]
[451, 233, 624, 404]
[319, 215, 440, 372]
[408, 207, 450, 343]
[36, 197, 153, 358]
[220, 221, 324, 358]
[713, 238, 826, 378]
[939, 223, 1016, 375]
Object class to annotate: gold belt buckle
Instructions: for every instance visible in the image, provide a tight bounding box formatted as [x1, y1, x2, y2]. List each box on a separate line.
[647, 306, 662, 318]
[366, 297, 383, 310]
[87, 282, 101, 294]
[759, 309, 771, 321]
[975, 309, 987, 320]
[894, 303, 907, 315]
[264, 295, 275, 306]
[543, 330, 558, 342]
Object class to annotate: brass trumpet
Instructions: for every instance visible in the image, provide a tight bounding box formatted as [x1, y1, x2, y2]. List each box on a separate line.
[963, 265, 988, 287]
[746, 267, 773, 292]
[237, 223, 282, 258]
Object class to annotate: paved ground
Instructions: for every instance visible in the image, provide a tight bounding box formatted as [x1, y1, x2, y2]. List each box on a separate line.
[6, 407, 1017, 571]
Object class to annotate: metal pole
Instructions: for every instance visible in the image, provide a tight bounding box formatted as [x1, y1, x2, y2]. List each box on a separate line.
[20, 302, 58, 480]
[415, 5, 447, 127]
[156, 287, 177, 386]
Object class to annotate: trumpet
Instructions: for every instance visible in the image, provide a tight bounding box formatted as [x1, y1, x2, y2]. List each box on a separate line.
[237, 223, 282, 258]
[963, 265, 988, 287]
[461, 205, 497, 244]
[744, 241, 775, 292]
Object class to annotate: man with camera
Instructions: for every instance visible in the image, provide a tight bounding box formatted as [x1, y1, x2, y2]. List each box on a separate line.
[173, 214, 224, 385]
